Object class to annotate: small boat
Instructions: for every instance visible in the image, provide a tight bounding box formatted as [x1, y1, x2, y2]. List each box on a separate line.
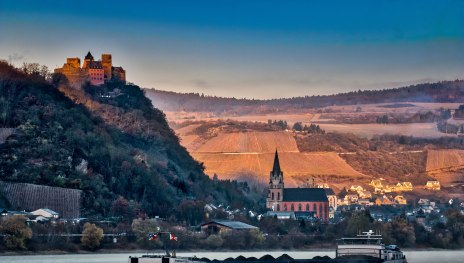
[335, 230, 407, 263]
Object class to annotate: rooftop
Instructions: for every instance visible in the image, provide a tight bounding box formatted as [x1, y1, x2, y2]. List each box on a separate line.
[201, 220, 258, 230]
[40, 208, 59, 215]
[324, 188, 335, 195]
[88, 61, 103, 69]
[85, 51, 94, 60]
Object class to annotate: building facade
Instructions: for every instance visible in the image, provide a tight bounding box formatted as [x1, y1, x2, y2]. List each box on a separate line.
[266, 150, 330, 221]
[200, 220, 258, 234]
[55, 51, 126, 88]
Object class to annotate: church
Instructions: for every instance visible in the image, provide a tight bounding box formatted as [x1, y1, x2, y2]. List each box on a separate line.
[266, 150, 330, 221]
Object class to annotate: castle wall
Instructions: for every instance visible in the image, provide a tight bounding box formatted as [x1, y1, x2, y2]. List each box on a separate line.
[66, 58, 81, 68]
[89, 68, 104, 86]
[101, 54, 112, 81]
[54, 64, 88, 89]
[113, 66, 126, 82]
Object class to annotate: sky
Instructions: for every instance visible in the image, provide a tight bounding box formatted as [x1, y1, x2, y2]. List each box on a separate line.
[1, 0, 463, 99]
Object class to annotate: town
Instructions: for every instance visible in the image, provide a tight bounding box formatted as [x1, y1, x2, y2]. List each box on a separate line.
[1, 146, 463, 251]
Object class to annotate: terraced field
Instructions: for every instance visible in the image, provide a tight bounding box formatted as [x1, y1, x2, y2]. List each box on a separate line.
[195, 131, 299, 153]
[192, 152, 365, 187]
[426, 149, 464, 172]
[173, 126, 368, 186]
[0, 181, 81, 218]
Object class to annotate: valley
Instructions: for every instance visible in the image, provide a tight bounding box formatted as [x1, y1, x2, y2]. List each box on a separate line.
[148, 87, 464, 201]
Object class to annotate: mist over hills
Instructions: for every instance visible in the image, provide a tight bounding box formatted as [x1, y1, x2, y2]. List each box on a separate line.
[145, 80, 464, 114]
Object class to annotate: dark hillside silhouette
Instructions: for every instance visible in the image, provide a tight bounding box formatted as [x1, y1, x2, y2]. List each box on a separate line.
[146, 80, 464, 114]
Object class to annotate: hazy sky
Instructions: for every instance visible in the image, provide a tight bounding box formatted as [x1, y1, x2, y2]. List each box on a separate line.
[1, 1, 463, 99]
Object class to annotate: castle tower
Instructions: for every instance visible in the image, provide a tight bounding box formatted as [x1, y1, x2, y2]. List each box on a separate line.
[266, 149, 284, 211]
[66, 57, 81, 68]
[82, 51, 94, 69]
[101, 54, 112, 81]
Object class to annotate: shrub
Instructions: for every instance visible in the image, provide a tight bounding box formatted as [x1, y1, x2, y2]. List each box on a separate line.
[81, 223, 104, 250]
[0, 216, 32, 250]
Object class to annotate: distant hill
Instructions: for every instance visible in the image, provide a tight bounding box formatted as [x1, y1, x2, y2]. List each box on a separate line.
[0, 62, 256, 218]
[145, 80, 464, 114]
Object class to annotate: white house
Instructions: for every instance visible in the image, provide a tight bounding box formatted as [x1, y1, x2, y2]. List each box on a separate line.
[32, 208, 59, 219]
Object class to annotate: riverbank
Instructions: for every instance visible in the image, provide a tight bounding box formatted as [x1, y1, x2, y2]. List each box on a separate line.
[1, 250, 464, 263]
[1, 247, 462, 256]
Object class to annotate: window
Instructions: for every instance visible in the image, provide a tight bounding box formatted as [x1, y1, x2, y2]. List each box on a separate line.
[272, 192, 274, 200]
[277, 192, 280, 200]
[284, 204, 287, 211]
[313, 204, 317, 212]
[306, 204, 309, 211]
[319, 204, 322, 218]
[277, 204, 280, 211]
[298, 204, 302, 211]
[291, 204, 294, 211]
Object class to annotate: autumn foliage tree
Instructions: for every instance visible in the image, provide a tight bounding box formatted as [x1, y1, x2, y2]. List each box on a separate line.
[111, 196, 136, 221]
[382, 217, 416, 247]
[81, 223, 104, 250]
[176, 200, 205, 226]
[0, 216, 32, 249]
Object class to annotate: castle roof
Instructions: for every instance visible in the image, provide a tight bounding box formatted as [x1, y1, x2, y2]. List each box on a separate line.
[282, 188, 328, 202]
[85, 51, 94, 60]
[272, 149, 281, 174]
[88, 61, 103, 69]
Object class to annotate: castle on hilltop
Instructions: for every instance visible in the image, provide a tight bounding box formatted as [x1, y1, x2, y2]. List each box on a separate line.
[54, 51, 126, 88]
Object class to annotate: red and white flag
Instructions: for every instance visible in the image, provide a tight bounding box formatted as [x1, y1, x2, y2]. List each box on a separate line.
[148, 233, 158, 241]
[169, 233, 178, 241]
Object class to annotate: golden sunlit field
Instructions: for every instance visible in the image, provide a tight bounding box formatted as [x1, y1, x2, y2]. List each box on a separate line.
[192, 152, 365, 187]
[194, 131, 299, 153]
[175, 126, 367, 187]
[426, 149, 464, 172]
[169, 102, 464, 193]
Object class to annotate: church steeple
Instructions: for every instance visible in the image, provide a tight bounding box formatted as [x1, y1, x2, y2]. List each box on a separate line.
[272, 149, 281, 174]
[267, 148, 284, 211]
[269, 149, 284, 189]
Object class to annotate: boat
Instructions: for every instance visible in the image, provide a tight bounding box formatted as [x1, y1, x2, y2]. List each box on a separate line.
[129, 251, 203, 263]
[335, 230, 407, 263]
[129, 230, 406, 263]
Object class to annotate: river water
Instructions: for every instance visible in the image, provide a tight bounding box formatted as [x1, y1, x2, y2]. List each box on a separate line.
[1, 250, 463, 263]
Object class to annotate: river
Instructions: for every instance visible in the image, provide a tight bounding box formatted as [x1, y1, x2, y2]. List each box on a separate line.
[1, 250, 464, 263]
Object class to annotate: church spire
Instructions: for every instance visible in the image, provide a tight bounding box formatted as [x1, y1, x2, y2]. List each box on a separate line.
[272, 149, 281, 174]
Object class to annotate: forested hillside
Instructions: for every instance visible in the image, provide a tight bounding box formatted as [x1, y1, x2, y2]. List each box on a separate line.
[0, 62, 257, 218]
[145, 80, 464, 114]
